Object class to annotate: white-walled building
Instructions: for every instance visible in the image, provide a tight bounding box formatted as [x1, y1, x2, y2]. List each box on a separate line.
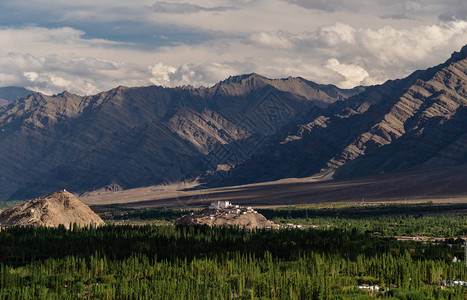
[210, 201, 231, 210]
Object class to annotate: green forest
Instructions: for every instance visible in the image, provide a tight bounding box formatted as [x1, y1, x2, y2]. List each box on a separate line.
[0, 223, 466, 299]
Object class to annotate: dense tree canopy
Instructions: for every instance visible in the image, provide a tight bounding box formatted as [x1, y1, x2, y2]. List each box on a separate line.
[0, 224, 466, 299]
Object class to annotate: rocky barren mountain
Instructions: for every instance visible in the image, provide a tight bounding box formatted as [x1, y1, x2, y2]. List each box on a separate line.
[0, 191, 104, 228]
[2, 46, 467, 201]
[0, 74, 360, 200]
[214, 45, 467, 186]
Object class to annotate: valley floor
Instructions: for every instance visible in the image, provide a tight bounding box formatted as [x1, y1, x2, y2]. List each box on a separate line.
[80, 164, 467, 209]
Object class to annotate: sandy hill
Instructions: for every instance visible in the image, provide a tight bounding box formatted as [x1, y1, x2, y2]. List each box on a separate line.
[176, 208, 278, 229]
[0, 191, 104, 228]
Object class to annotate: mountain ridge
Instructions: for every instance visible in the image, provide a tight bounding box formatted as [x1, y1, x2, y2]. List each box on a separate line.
[2, 44, 467, 201]
[208, 45, 467, 186]
[0, 74, 361, 201]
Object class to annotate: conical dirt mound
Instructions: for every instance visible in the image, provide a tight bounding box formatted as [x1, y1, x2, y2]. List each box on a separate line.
[0, 191, 104, 228]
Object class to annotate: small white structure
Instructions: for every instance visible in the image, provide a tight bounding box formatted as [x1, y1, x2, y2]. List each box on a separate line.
[440, 280, 467, 287]
[358, 285, 380, 291]
[210, 201, 231, 210]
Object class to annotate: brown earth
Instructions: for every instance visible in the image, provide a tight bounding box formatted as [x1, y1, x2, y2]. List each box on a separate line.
[176, 208, 278, 229]
[80, 163, 467, 208]
[0, 191, 104, 228]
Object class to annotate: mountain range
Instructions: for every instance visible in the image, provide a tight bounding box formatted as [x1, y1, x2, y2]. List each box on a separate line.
[1, 46, 467, 201]
[0, 75, 361, 200]
[0, 87, 33, 107]
[216, 45, 467, 186]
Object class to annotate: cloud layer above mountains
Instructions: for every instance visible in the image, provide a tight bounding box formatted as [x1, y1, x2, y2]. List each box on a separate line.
[1, 0, 467, 94]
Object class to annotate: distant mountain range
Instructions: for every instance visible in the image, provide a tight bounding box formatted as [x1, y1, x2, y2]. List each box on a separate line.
[1, 46, 466, 201]
[0, 86, 33, 106]
[0, 74, 361, 200]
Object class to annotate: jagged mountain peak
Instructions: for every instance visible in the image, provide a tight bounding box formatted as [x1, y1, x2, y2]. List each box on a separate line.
[0, 90, 90, 131]
[219, 73, 268, 84]
[211, 72, 363, 105]
[439, 43, 467, 67]
[55, 91, 74, 97]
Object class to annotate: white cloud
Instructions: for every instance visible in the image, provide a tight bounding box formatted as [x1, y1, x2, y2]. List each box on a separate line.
[149, 63, 177, 86]
[0, 53, 152, 95]
[325, 58, 369, 88]
[1, 17, 467, 95]
[23, 72, 39, 82]
[249, 32, 296, 49]
[150, 61, 255, 87]
[245, 21, 467, 86]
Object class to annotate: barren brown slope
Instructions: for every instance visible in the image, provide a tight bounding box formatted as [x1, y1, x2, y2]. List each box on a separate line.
[81, 163, 467, 208]
[0, 74, 361, 201]
[0, 191, 104, 228]
[213, 45, 467, 186]
[335, 54, 467, 177]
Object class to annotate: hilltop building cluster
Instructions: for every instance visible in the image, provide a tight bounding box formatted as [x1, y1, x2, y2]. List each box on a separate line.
[209, 201, 257, 215]
[176, 200, 277, 229]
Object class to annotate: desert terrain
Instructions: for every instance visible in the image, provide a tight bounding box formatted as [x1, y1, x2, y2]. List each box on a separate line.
[81, 163, 467, 209]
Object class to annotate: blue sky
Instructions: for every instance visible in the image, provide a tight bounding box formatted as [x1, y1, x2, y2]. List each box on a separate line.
[1, 0, 467, 95]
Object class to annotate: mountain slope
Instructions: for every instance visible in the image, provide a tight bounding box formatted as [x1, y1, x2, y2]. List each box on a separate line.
[0, 74, 361, 200]
[0, 86, 33, 106]
[334, 47, 467, 178]
[214, 45, 467, 186]
[335, 104, 467, 178]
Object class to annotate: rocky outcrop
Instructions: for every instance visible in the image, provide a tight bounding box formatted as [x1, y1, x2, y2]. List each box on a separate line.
[0, 191, 104, 228]
[104, 182, 123, 192]
[176, 208, 278, 229]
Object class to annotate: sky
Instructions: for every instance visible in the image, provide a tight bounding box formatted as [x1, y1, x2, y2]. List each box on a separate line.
[1, 0, 467, 95]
